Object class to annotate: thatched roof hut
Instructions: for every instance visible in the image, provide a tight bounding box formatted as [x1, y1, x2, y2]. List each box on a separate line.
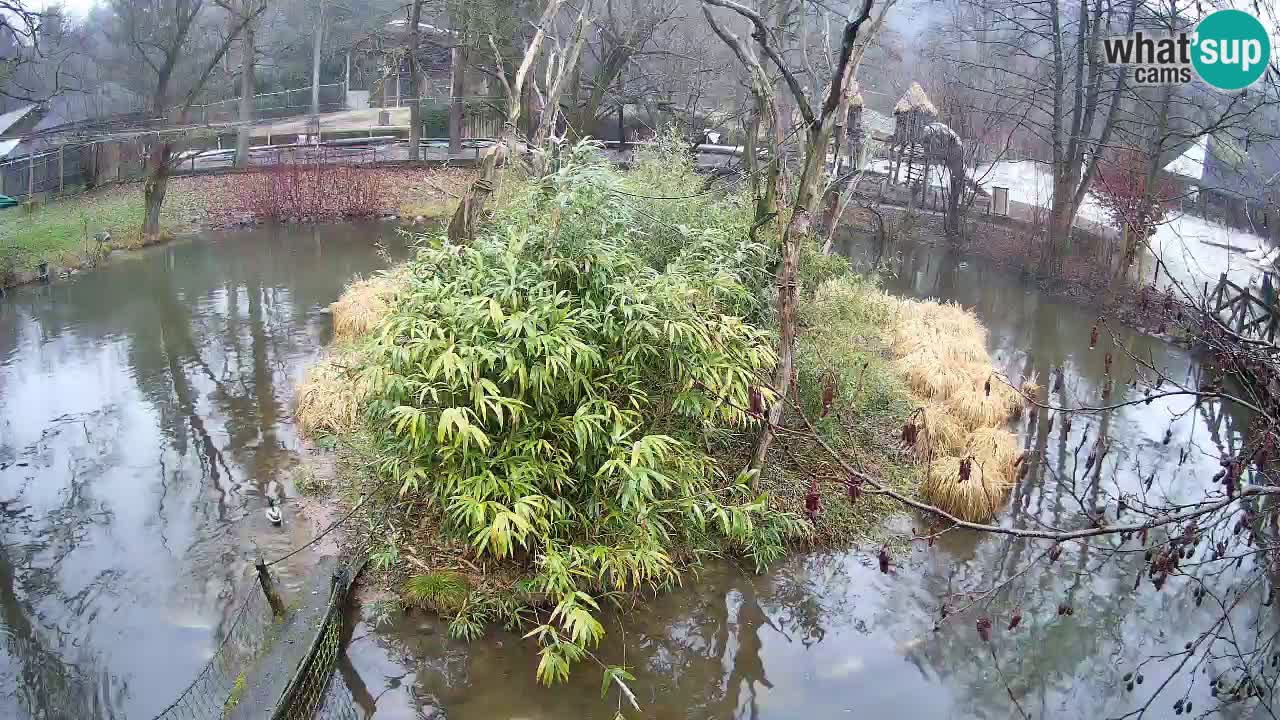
[892, 82, 937, 144]
[894, 82, 937, 115]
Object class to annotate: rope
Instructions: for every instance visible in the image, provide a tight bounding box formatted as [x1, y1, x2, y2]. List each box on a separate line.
[265, 495, 368, 568]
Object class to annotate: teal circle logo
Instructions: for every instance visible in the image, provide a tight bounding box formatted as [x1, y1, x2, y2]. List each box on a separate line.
[1192, 9, 1271, 90]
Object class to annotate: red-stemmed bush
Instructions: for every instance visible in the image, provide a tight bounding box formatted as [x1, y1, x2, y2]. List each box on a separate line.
[229, 157, 388, 222]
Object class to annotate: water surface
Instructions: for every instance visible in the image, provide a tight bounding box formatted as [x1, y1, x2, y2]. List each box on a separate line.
[0, 221, 1261, 720]
[0, 221, 407, 719]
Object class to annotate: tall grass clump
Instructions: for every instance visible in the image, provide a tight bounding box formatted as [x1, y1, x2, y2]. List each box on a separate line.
[772, 273, 922, 544]
[356, 143, 806, 684]
[888, 298, 1023, 521]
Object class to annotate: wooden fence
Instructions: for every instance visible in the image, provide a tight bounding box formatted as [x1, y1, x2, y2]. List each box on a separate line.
[1206, 272, 1280, 343]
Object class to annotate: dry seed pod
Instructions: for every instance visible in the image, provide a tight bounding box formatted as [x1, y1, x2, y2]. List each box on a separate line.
[1008, 608, 1022, 631]
[878, 544, 890, 574]
[901, 420, 918, 447]
[804, 480, 820, 520]
[984, 377, 992, 397]
[846, 478, 862, 504]
[959, 457, 972, 483]
[976, 616, 992, 642]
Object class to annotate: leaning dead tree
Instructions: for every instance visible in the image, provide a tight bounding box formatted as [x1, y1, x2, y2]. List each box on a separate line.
[529, 7, 590, 170]
[701, 5, 778, 224]
[446, 0, 565, 244]
[700, 0, 875, 472]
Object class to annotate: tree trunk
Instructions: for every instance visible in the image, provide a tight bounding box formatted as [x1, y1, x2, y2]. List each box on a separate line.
[531, 9, 589, 161]
[142, 141, 172, 239]
[748, 140, 825, 470]
[311, 1, 324, 118]
[1047, 180, 1075, 275]
[449, 45, 466, 156]
[944, 153, 964, 237]
[235, 15, 255, 168]
[749, 209, 802, 471]
[407, 0, 424, 162]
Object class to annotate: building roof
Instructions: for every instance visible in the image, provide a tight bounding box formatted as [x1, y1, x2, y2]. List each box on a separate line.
[1163, 136, 1206, 181]
[0, 104, 37, 136]
[862, 108, 895, 139]
[894, 82, 937, 115]
[0, 138, 20, 159]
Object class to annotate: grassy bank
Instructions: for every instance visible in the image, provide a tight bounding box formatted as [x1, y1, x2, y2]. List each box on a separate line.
[0, 167, 471, 284]
[0, 183, 201, 279]
[295, 139, 1025, 691]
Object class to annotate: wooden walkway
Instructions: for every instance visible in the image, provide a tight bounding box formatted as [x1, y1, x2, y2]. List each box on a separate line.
[1207, 272, 1280, 343]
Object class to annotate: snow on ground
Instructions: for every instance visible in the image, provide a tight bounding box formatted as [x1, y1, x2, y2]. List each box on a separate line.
[868, 156, 1271, 295]
[1150, 213, 1267, 295]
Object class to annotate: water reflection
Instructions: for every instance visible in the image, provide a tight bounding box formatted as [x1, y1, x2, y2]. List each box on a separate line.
[350, 235, 1257, 719]
[0, 222, 406, 719]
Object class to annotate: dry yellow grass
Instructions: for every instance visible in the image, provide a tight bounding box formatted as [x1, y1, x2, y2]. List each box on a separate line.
[295, 353, 373, 435]
[884, 296, 1023, 522]
[964, 427, 1020, 477]
[922, 455, 1015, 522]
[913, 402, 967, 459]
[330, 274, 403, 343]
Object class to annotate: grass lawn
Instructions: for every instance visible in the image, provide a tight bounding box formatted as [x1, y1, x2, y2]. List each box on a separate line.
[0, 183, 206, 275]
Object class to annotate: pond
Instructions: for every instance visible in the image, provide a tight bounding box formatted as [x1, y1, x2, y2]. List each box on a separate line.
[0, 223, 1261, 719]
[0, 222, 409, 719]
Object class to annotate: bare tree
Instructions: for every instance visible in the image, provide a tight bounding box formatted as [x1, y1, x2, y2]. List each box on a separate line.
[232, 0, 266, 167]
[567, 0, 682, 138]
[311, 0, 325, 117]
[407, 0, 424, 161]
[446, 0, 564, 244]
[112, 0, 267, 238]
[935, 0, 1135, 270]
[530, 6, 590, 156]
[701, 0, 876, 472]
[0, 2, 78, 108]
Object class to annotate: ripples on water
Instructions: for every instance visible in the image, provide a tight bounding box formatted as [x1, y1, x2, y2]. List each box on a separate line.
[0, 223, 1264, 720]
[0, 223, 407, 719]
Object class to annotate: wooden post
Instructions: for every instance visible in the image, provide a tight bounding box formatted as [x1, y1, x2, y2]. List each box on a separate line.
[617, 102, 626, 150]
[58, 146, 64, 193]
[27, 152, 34, 198]
[255, 558, 285, 617]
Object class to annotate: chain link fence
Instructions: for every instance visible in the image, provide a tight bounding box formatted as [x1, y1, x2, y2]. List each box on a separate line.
[271, 559, 367, 720]
[149, 586, 276, 720]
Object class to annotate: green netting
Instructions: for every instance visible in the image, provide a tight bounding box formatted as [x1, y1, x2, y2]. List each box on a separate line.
[149, 587, 274, 720]
[271, 560, 366, 720]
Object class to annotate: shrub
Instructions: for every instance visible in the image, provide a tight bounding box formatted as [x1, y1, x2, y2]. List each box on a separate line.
[358, 144, 806, 683]
[230, 160, 388, 222]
